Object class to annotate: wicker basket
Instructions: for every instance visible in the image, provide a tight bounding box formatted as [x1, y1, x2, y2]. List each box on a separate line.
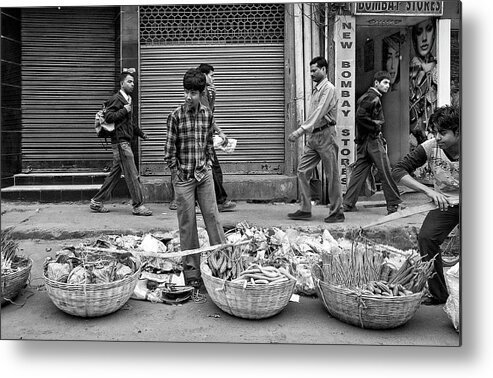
[1, 257, 32, 305]
[312, 265, 424, 329]
[44, 261, 141, 318]
[201, 260, 296, 319]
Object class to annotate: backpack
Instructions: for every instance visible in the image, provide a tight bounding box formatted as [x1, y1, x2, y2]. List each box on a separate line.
[94, 103, 115, 138]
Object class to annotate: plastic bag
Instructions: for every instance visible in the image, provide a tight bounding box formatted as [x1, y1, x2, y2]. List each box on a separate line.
[139, 233, 167, 254]
[213, 135, 237, 153]
[443, 262, 460, 332]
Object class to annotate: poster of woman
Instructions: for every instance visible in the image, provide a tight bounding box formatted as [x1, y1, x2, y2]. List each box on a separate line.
[382, 32, 404, 91]
[409, 17, 438, 148]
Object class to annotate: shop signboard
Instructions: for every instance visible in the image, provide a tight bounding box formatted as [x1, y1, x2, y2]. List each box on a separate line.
[334, 14, 356, 190]
[353, 1, 443, 16]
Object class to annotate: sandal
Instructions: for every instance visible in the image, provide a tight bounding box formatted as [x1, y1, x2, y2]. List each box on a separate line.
[90, 200, 109, 213]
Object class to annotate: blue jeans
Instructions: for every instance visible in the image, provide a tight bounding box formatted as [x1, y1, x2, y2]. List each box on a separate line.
[92, 141, 144, 208]
[173, 170, 225, 279]
[297, 126, 343, 217]
[343, 136, 401, 208]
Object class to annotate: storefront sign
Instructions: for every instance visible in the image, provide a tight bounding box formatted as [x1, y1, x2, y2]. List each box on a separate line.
[353, 1, 443, 16]
[334, 15, 355, 189]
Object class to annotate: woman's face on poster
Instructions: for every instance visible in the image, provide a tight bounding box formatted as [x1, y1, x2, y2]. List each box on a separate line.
[414, 19, 435, 57]
[385, 45, 399, 85]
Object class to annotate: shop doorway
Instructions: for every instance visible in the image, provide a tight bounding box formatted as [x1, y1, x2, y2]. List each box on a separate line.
[355, 26, 410, 166]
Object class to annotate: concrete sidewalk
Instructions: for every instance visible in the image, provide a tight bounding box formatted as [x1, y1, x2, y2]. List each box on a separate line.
[1, 190, 431, 249]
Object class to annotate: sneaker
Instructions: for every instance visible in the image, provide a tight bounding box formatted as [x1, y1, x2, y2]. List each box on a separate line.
[387, 203, 407, 215]
[132, 205, 153, 216]
[218, 200, 236, 212]
[343, 204, 358, 212]
[90, 199, 109, 213]
[169, 200, 178, 210]
[288, 210, 312, 220]
[324, 212, 345, 223]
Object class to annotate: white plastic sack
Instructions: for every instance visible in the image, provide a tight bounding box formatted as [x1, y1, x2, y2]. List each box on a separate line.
[443, 262, 460, 332]
[139, 233, 167, 254]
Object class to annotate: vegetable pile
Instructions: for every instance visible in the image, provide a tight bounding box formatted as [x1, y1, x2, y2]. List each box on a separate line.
[203, 243, 295, 287]
[221, 222, 337, 295]
[1, 228, 29, 275]
[44, 242, 139, 284]
[319, 236, 435, 297]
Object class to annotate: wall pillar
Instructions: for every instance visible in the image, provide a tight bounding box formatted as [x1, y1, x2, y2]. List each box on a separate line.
[437, 19, 451, 106]
[1, 8, 22, 187]
[120, 6, 141, 166]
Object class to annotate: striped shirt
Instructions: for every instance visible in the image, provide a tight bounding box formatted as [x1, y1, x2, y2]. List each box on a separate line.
[164, 103, 215, 182]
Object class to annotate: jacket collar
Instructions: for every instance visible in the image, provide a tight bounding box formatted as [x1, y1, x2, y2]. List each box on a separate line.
[119, 89, 131, 103]
[369, 87, 382, 97]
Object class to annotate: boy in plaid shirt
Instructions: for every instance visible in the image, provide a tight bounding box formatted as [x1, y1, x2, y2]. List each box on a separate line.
[164, 68, 226, 288]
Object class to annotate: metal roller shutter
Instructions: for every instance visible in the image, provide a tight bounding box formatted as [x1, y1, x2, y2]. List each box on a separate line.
[21, 7, 118, 171]
[139, 3, 285, 175]
[140, 44, 285, 175]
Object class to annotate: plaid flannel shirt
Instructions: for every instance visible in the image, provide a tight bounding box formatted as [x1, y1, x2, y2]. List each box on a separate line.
[164, 103, 215, 182]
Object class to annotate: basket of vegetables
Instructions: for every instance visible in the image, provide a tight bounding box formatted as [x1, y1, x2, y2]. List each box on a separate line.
[1, 229, 32, 305]
[43, 243, 141, 317]
[311, 236, 435, 329]
[200, 241, 296, 319]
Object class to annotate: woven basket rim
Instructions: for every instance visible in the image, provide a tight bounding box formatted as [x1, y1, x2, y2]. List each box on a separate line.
[200, 260, 296, 319]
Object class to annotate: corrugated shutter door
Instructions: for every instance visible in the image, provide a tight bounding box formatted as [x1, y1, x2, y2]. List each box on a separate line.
[21, 7, 118, 171]
[140, 44, 285, 175]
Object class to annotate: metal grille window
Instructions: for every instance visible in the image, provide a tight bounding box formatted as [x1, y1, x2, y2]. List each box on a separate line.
[140, 4, 284, 45]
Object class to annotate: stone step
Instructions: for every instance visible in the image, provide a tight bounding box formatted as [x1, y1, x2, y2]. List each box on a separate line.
[1, 183, 129, 202]
[13, 172, 109, 186]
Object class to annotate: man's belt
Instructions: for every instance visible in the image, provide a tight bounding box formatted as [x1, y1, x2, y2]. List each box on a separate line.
[312, 123, 335, 133]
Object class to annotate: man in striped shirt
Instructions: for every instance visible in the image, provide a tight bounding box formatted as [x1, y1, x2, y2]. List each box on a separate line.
[164, 68, 226, 288]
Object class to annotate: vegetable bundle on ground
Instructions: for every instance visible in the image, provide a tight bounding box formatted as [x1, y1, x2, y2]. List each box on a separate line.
[200, 240, 297, 320]
[43, 239, 142, 317]
[312, 235, 436, 329]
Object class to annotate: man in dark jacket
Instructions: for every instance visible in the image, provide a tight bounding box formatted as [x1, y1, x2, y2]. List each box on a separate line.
[90, 70, 152, 216]
[343, 71, 403, 215]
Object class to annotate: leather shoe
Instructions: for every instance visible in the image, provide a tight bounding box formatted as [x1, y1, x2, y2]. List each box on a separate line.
[288, 210, 312, 220]
[343, 204, 358, 212]
[387, 204, 407, 215]
[218, 200, 236, 212]
[324, 213, 345, 223]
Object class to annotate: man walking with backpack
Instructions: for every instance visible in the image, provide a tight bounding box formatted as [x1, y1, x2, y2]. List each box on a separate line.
[90, 69, 152, 216]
